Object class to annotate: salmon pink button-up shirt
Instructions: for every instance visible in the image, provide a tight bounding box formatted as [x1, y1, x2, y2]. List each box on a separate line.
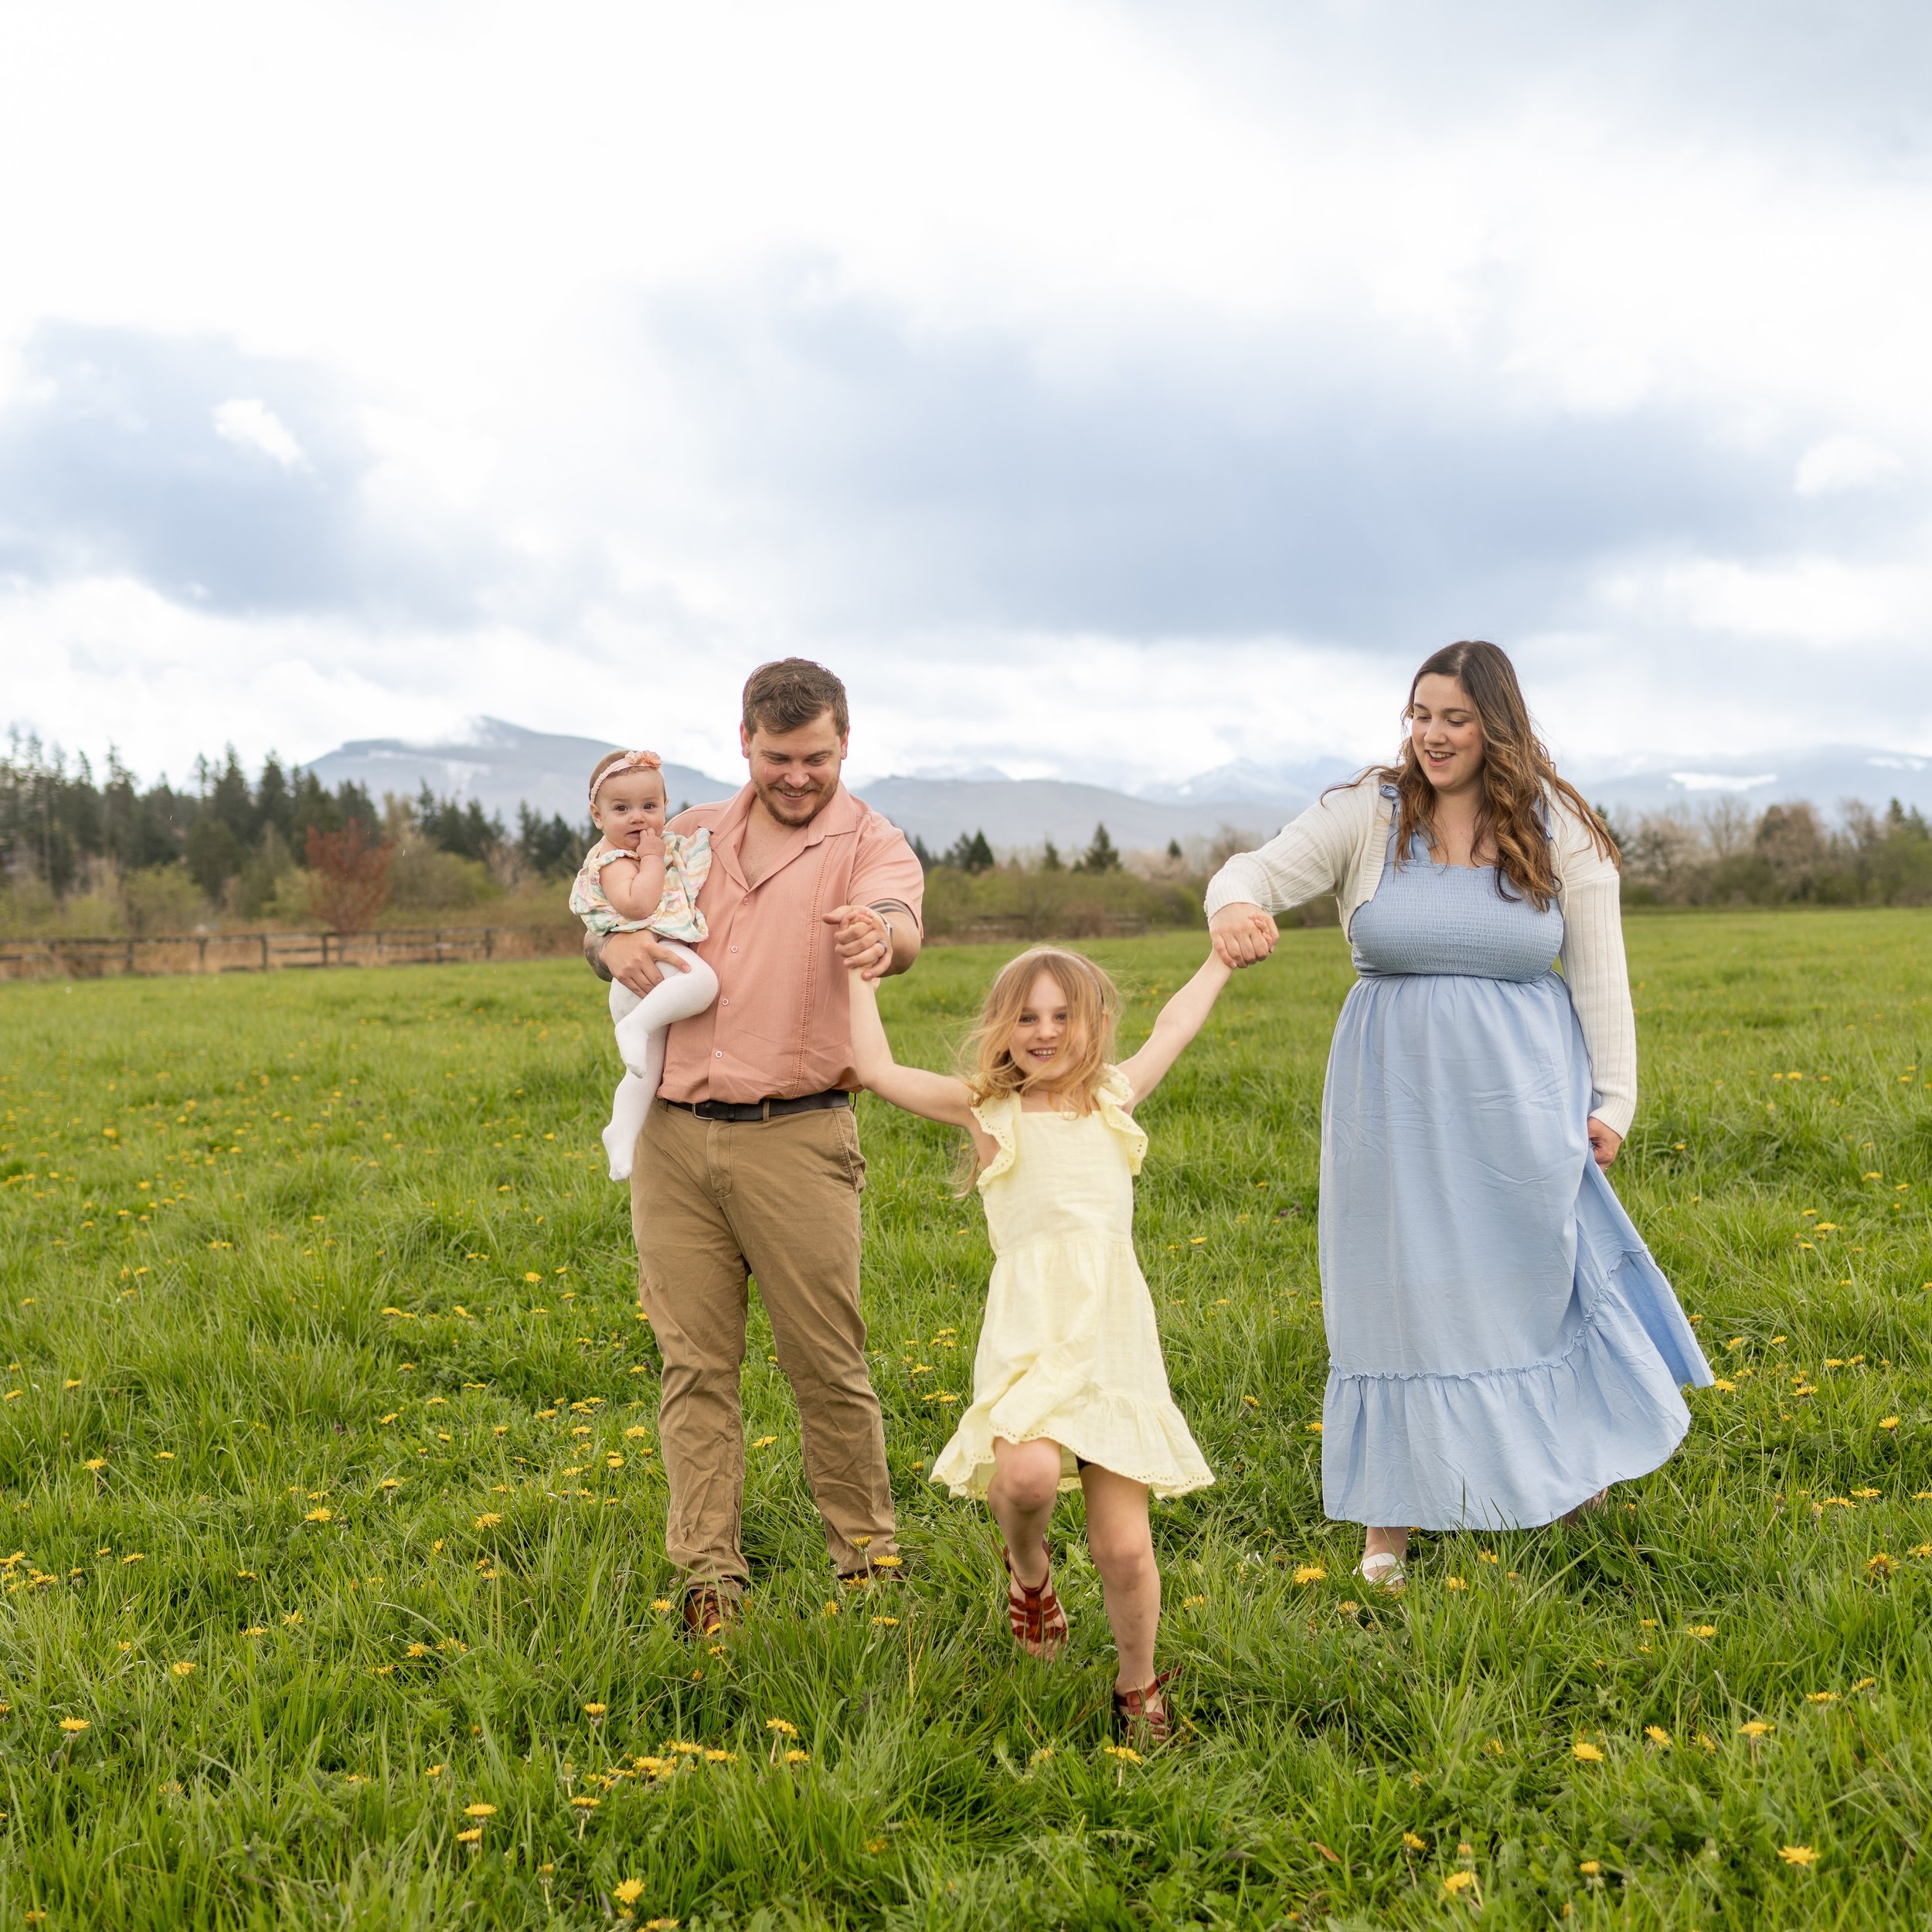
[656, 782, 925, 1105]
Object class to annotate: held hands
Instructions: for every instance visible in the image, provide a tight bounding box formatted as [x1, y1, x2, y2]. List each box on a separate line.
[825, 903, 893, 981]
[1587, 1118, 1622, 1170]
[1209, 902, 1279, 970]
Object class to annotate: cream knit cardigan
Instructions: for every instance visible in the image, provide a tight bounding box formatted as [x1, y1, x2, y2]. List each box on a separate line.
[1204, 775, 1638, 1137]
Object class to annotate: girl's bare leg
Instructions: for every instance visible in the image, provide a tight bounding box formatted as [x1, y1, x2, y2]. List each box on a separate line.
[1080, 1464, 1159, 1694]
[988, 1437, 1063, 1587]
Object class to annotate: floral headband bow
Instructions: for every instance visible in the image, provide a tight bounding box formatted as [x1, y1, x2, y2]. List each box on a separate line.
[589, 748, 663, 807]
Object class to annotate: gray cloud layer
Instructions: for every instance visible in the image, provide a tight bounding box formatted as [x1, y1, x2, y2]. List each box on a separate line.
[641, 270, 1906, 643]
[0, 323, 485, 621]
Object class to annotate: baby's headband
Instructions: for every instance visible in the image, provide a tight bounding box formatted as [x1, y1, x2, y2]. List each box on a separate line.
[589, 748, 663, 806]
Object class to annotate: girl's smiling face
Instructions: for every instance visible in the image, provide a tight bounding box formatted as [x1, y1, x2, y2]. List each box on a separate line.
[591, 773, 668, 849]
[1407, 673, 1486, 796]
[1007, 968, 1080, 1087]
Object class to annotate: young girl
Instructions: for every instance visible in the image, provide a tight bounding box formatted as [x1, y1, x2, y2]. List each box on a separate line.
[570, 750, 719, 1181]
[845, 944, 1227, 1744]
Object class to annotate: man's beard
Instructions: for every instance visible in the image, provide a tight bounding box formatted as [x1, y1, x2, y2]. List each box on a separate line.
[755, 774, 834, 825]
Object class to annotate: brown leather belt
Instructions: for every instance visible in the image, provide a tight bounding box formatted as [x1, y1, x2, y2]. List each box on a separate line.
[662, 1088, 852, 1124]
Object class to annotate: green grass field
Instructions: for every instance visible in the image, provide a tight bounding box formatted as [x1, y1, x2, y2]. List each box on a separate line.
[1, 911, 1928, 1930]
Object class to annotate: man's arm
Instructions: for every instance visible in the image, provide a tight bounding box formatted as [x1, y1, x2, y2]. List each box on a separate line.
[590, 927, 699, 995]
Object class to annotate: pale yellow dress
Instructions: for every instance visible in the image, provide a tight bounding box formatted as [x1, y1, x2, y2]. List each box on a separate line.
[931, 1069, 1215, 1501]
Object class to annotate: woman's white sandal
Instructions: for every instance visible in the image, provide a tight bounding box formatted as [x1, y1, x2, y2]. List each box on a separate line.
[1357, 1552, 1406, 1591]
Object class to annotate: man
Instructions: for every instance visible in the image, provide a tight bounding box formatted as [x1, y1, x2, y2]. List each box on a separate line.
[588, 658, 923, 1634]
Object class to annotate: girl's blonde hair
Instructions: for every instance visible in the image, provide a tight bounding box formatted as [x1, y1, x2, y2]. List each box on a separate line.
[964, 946, 1119, 1111]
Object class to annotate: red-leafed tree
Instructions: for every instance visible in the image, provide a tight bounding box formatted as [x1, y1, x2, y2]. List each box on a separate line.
[304, 821, 393, 932]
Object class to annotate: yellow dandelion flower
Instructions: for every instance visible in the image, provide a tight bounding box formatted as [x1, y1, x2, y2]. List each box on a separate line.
[571, 1795, 599, 1809]
[1440, 1872, 1476, 1896]
[474, 1513, 502, 1529]
[1444, 1577, 1468, 1591]
[60, 1716, 90, 1733]
[524, 1272, 541, 1283]
[1778, 1845, 1818, 1866]
[1644, 1726, 1670, 1747]
[583, 1702, 607, 1717]
[1293, 1563, 1327, 1584]
[644, 1920, 680, 1931]
[1879, 1417, 1900, 1430]
[1849, 1677, 1876, 1692]
[766, 1717, 798, 1736]
[1739, 1720, 1774, 1737]
[784, 1749, 810, 1764]
[651, 1598, 673, 1613]
[282, 1611, 303, 1626]
[1685, 1624, 1716, 1638]
[455, 1827, 482, 1844]
[1402, 1831, 1427, 1850]
[427, 1764, 444, 1776]
[704, 1749, 736, 1763]
[1573, 1741, 1605, 1762]
[1868, 1553, 1896, 1576]
[668, 1742, 704, 1755]
[169, 1662, 196, 1677]
[1579, 1860, 1601, 1876]
[1101, 1743, 1141, 1764]
[1805, 1692, 1838, 1704]
[463, 1802, 496, 1818]
[303, 1508, 332, 1524]
[613, 1879, 646, 1906]
[83, 1457, 107, 1471]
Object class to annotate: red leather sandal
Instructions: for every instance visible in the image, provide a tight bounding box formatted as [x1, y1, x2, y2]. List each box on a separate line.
[1002, 1540, 1069, 1659]
[1112, 1666, 1179, 1748]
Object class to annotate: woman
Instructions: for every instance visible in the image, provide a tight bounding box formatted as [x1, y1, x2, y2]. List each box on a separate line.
[1207, 641, 1710, 1587]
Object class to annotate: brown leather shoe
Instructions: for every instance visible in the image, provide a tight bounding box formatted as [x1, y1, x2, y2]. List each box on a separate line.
[680, 1583, 739, 1637]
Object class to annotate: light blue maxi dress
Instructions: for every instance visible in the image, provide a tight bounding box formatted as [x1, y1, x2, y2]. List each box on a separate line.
[1320, 806, 1712, 1529]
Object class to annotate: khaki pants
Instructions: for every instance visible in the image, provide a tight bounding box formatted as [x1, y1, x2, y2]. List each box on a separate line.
[630, 1098, 897, 1590]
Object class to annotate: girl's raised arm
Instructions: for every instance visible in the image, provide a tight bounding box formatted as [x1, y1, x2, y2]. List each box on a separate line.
[600, 835, 668, 922]
[1117, 951, 1233, 1107]
[845, 972, 992, 1145]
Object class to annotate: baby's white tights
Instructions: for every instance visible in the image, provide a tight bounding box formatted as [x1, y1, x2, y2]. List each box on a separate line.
[602, 940, 719, 1181]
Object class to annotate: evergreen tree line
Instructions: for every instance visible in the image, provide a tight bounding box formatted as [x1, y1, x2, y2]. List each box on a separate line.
[911, 822, 1130, 875]
[0, 733, 592, 928]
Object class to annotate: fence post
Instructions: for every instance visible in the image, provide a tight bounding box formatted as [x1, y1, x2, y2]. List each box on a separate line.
[126, 937, 136, 974]
[485, 927, 494, 960]
[260, 933, 270, 971]
[197, 936, 208, 974]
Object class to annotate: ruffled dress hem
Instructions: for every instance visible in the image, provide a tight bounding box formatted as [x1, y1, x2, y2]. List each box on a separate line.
[931, 1370, 1213, 1502]
[1321, 1233, 1712, 1531]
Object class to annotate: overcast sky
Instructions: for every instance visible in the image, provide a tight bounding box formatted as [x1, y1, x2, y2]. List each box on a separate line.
[2, 0, 1928, 790]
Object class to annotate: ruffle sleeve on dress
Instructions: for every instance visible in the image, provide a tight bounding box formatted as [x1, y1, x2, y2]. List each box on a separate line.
[968, 1092, 1020, 1189]
[1094, 1068, 1148, 1175]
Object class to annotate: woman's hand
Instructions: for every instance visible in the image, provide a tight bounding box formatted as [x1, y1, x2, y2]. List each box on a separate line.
[1209, 902, 1279, 969]
[1587, 1117, 1622, 1169]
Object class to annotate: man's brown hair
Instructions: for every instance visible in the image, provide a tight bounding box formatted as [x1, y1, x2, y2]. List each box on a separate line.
[741, 658, 849, 740]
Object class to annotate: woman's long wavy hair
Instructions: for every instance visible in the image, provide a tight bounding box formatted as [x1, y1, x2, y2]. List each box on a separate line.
[1378, 640, 1616, 909]
[963, 947, 1119, 1110]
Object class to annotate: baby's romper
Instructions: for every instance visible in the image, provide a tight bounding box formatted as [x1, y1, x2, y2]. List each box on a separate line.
[570, 830, 717, 1179]
[932, 1070, 1213, 1499]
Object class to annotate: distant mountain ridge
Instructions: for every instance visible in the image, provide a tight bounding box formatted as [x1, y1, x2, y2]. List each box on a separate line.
[300, 720, 1932, 855]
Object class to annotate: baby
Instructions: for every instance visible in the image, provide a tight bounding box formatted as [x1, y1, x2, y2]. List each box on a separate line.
[570, 750, 719, 1181]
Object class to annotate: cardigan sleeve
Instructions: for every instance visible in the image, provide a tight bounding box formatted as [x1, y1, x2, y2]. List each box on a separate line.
[1554, 806, 1638, 1138]
[1204, 781, 1372, 920]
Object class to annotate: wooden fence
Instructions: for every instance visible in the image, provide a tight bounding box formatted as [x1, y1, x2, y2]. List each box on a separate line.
[0, 925, 581, 982]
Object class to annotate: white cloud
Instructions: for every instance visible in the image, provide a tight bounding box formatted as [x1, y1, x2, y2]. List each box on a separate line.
[3, 2, 1932, 780]
[212, 396, 307, 468]
[1793, 434, 1906, 497]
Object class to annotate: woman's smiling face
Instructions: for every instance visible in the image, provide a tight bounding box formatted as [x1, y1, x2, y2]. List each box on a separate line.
[1408, 673, 1486, 795]
[1007, 968, 1077, 1086]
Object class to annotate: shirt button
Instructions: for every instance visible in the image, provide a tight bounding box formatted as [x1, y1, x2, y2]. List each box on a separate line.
[714, 1050, 723, 1059]
[730, 945, 739, 954]
[720, 997, 729, 1005]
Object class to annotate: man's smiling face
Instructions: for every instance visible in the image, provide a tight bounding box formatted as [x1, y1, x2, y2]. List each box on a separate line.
[740, 709, 847, 828]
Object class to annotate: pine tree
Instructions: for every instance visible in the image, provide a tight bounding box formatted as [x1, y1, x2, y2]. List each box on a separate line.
[1075, 823, 1121, 873]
